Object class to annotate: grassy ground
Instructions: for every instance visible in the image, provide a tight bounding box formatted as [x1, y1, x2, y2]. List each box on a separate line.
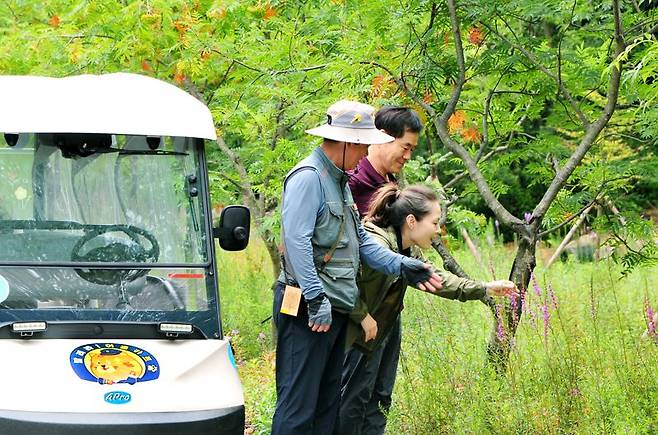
[217, 236, 658, 434]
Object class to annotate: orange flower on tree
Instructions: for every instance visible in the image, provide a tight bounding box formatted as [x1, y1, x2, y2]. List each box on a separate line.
[48, 15, 61, 27]
[468, 27, 484, 46]
[461, 127, 482, 143]
[443, 32, 451, 45]
[371, 75, 393, 99]
[264, 4, 277, 20]
[141, 60, 152, 72]
[174, 71, 186, 84]
[423, 90, 435, 104]
[173, 20, 190, 35]
[448, 110, 466, 133]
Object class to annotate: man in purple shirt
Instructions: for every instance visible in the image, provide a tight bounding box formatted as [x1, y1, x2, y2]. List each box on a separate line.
[348, 107, 420, 216]
[340, 106, 422, 435]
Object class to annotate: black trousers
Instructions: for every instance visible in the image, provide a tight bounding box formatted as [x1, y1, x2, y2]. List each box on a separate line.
[271, 282, 348, 435]
[336, 316, 401, 435]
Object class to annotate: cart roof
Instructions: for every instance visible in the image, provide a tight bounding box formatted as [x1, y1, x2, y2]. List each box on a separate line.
[0, 73, 217, 140]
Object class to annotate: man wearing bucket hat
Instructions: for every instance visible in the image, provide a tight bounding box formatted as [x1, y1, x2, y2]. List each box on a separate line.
[272, 100, 443, 435]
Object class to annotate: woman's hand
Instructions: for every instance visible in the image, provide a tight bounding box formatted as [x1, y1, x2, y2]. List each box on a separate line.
[361, 314, 378, 342]
[485, 280, 519, 298]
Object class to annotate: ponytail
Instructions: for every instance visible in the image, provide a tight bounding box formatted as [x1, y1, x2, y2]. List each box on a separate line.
[366, 183, 438, 228]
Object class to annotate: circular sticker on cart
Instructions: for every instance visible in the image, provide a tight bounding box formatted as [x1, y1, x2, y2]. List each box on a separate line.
[70, 343, 160, 385]
[0, 275, 8, 304]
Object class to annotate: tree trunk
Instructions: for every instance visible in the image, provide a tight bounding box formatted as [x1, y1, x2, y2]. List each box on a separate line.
[432, 237, 468, 278]
[486, 234, 536, 372]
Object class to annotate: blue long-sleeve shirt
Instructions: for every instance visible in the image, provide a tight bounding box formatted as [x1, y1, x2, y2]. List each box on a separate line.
[282, 155, 405, 301]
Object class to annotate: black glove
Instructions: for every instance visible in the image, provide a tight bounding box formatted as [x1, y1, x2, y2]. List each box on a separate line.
[307, 293, 332, 327]
[400, 257, 432, 287]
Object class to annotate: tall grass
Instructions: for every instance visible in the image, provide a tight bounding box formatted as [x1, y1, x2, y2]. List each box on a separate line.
[217, 236, 658, 434]
[216, 237, 276, 433]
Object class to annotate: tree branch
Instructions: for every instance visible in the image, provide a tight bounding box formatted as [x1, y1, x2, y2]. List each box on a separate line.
[482, 19, 590, 128]
[650, 22, 658, 36]
[210, 49, 263, 73]
[272, 64, 329, 75]
[215, 137, 262, 217]
[215, 172, 244, 191]
[538, 196, 601, 238]
[545, 202, 594, 268]
[421, 2, 439, 39]
[206, 60, 236, 106]
[532, 0, 625, 220]
[362, 2, 527, 233]
[443, 145, 509, 189]
[436, 0, 524, 231]
[556, 0, 578, 105]
[58, 33, 117, 40]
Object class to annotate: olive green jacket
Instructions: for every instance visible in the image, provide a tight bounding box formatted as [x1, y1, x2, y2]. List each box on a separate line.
[347, 221, 487, 354]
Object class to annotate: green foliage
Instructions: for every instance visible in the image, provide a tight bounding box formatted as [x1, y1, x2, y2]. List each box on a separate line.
[221, 238, 658, 434]
[1, 0, 655, 263]
[388, 0, 657, 237]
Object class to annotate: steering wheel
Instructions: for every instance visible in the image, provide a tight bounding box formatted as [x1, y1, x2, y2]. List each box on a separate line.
[71, 225, 160, 285]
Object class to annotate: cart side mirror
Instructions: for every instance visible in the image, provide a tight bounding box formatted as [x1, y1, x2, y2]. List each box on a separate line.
[213, 205, 250, 251]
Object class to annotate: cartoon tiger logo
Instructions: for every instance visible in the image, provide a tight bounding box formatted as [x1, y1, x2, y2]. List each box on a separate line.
[89, 349, 145, 385]
[70, 343, 160, 385]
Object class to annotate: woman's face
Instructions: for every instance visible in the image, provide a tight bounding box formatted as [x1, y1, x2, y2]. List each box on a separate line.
[407, 201, 441, 249]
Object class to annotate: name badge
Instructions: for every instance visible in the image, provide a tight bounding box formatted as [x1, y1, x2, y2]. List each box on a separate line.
[280, 285, 302, 316]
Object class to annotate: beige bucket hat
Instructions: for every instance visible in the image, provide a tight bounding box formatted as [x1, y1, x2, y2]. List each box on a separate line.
[305, 100, 395, 145]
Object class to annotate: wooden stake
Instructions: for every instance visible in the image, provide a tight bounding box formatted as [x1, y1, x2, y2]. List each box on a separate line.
[546, 203, 594, 268]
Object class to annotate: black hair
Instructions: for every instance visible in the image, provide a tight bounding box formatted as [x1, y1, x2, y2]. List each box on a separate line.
[374, 106, 423, 138]
[366, 183, 438, 228]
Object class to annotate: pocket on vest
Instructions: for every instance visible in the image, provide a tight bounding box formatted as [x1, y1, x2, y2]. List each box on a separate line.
[325, 201, 350, 248]
[318, 263, 357, 311]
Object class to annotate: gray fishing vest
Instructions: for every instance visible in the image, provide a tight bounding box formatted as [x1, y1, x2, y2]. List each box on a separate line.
[279, 147, 361, 312]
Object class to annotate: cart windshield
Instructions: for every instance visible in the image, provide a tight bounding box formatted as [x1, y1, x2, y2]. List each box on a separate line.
[0, 133, 218, 338]
[0, 133, 207, 265]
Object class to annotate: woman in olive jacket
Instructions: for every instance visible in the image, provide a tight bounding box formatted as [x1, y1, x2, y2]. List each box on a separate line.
[338, 184, 517, 435]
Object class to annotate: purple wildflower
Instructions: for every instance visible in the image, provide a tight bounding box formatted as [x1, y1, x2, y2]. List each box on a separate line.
[548, 284, 558, 310]
[531, 273, 542, 298]
[589, 286, 597, 320]
[524, 212, 532, 223]
[542, 303, 551, 343]
[495, 303, 505, 342]
[527, 306, 537, 329]
[510, 293, 519, 323]
[520, 287, 527, 314]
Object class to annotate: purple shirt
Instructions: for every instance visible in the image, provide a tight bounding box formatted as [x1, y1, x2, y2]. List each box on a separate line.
[348, 157, 397, 216]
